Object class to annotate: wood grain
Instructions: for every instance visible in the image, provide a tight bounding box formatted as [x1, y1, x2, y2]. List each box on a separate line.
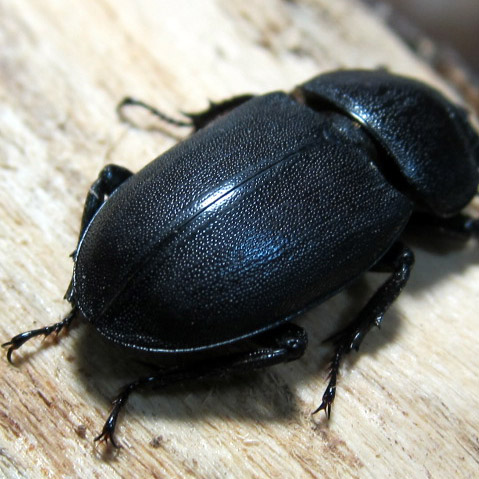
[0, 1, 478, 478]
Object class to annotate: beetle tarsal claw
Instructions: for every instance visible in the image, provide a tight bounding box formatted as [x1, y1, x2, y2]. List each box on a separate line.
[95, 411, 122, 448]
[2, 342, 16, 365]
[2, 331, 37, 364]
[94, 429, 121, 449]
[312, 399, 332, 419]
[312, 381, 336, 418]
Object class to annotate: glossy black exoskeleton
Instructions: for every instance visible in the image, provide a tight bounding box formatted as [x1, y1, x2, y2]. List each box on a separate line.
[3, 70, 479, 446]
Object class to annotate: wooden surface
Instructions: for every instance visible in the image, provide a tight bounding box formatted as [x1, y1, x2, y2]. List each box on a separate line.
[1, 1, 478, 478]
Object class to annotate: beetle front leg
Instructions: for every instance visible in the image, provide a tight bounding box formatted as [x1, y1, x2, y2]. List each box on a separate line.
[95, 323, 307, 447]
[315, 242, 414, 417]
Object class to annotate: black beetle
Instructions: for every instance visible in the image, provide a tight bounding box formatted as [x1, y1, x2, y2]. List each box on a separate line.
[3, 70, 479, 447]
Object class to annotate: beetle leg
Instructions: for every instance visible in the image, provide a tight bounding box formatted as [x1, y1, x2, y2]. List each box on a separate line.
[117, 97, 192, 128]
[1, 307, 77, 364]
[314, 242, 414, 418]
[77, 164, 133, 241]
[94, 323, 307, 447]
[183, 95, 255, 131]
[64, 164, 133, 302]
[407, 211, 479, 240]
[117, 94, 254, 132]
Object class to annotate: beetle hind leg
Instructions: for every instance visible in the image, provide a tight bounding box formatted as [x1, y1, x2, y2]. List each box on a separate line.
[64, 164, 133, 302]
[117, 97, 192, 129]
[117, 94, 254, 133]
[95, 323, 307, 447]
[2, 307, 77, 364]
[183, 95, 255, 131]
[76, 164, 133, 244]
[314, 242, 414, 417]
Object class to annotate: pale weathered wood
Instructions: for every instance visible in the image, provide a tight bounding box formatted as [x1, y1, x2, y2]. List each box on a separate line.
[0, 1, 478, 478]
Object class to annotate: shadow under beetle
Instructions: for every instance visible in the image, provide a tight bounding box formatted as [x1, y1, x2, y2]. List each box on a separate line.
[4, 70, 479, 447]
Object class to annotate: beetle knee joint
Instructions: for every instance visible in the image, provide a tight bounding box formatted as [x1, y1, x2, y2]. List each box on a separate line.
[277, 326, 308, 360]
